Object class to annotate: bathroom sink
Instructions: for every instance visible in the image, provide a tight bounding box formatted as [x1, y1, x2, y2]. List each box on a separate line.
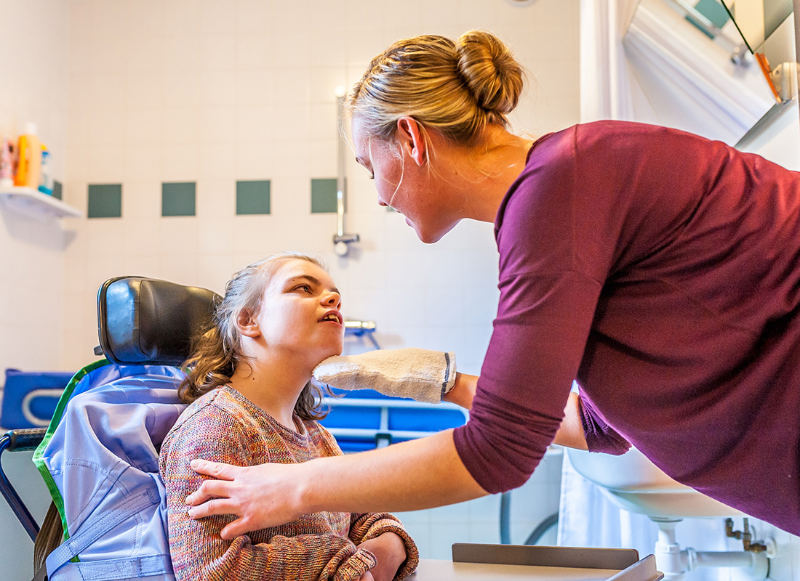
[566, 447, 742, 519]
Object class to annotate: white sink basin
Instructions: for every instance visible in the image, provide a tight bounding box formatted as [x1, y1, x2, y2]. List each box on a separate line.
[566, 447, 741, 519]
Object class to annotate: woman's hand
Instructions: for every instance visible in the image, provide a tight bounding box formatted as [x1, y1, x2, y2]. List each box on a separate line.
[358, 532, 406, 581]
[357, 572, 375, 581]
[185, 459, 305, 539]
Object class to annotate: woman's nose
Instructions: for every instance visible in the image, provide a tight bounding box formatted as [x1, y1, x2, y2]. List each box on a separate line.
[322, 290, 341, 308]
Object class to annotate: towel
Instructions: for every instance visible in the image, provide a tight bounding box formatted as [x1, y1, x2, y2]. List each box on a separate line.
[312, 348, 457, 404]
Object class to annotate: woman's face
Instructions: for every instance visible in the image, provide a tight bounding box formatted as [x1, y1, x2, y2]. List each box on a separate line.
[254, 259, 344, 367]
[352, 115, 458, 243]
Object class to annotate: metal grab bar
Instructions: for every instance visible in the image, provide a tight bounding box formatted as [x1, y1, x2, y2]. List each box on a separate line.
[333, 89, 359, 256]
[343, 319, 379, 349]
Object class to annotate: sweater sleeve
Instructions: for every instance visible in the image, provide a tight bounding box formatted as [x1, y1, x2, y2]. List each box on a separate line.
[310, 422, 419, 579]
[160, 407, 376, 581]
[453, 270, 602, 493]
[348, 512, 419, 580]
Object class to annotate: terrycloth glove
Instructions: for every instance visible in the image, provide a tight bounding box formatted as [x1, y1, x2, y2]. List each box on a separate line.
[312, 348, 457, 404]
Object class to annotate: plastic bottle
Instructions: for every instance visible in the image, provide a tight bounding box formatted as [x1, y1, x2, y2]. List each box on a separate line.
[0, 139, 13, 188]
[13, 122, 42, 189]
[38, 145, 53, 195]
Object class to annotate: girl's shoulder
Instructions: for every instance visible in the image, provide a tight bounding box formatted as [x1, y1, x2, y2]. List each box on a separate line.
[168, 386, 252, 436]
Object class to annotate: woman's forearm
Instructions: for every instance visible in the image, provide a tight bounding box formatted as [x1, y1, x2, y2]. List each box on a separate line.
[186, 428, 489, 537]
[299, 430, 487, 515]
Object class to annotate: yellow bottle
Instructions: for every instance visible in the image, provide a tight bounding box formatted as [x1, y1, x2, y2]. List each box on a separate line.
[14, 122, 41, 189]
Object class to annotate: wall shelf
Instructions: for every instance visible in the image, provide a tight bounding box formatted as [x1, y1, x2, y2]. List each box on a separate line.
[0, 186, 82, 219]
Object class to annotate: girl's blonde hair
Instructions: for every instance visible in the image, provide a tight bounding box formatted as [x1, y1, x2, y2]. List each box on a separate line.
[178, 252, 329, 421]
[348, 30, 524, 144]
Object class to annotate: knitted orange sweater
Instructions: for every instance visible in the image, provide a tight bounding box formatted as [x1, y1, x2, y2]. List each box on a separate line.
[159, 386, 419, 580]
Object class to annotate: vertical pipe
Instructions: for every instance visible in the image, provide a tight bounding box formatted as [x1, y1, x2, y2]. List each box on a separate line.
[336, 94, 346, 239]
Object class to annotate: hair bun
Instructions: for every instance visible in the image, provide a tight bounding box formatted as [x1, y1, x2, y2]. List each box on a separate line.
[455, 31, 523, 116]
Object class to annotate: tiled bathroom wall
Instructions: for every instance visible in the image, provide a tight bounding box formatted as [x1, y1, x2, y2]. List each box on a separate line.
[0, 0, 70, 374]
[58, 0, 581, 376]
[0, 2, 72, 578]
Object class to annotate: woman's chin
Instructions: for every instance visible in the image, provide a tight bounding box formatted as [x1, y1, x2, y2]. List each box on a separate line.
[412, 221, 457, 244]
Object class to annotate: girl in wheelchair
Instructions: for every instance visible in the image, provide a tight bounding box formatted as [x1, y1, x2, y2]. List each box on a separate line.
[159, 253, 418, 581]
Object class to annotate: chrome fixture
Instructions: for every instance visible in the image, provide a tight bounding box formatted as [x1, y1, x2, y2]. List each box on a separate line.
[334, 87, 359, 257]
[665, 0, 750, 64]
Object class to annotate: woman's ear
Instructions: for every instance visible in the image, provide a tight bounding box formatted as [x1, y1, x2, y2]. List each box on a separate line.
[237, 309, 261, 338]
[396, 116, 427, 166]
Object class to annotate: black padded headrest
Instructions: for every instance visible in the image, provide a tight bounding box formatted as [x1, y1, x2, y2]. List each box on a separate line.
[97, 276, 221, 366]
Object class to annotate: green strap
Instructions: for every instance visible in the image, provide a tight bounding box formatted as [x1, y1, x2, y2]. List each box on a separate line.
[31, 359, 111, 544]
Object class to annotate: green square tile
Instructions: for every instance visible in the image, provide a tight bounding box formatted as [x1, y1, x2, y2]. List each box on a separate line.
[52, 180, 62, 200]
[687, 0, 730, 38]
[311, 178, 339, 214]
[162, 182, 196, 217]
[695, 0, 730, 28]
[236, 180, 271, 215]
[88, 184, 122, 218]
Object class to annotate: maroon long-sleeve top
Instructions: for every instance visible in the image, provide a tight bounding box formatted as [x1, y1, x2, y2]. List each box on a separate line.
[452, 121, 800, 534]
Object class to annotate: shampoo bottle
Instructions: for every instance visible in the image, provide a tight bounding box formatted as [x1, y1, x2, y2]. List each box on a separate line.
[13, 122, 42, 189]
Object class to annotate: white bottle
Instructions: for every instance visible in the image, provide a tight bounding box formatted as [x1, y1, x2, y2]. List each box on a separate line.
[38, 147, 53, 195]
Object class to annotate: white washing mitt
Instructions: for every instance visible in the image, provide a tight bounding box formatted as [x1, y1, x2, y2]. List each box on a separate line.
[312, 348, 457, 404]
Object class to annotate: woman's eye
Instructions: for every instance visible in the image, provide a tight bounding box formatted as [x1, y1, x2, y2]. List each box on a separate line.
[293, 284, 312, 293]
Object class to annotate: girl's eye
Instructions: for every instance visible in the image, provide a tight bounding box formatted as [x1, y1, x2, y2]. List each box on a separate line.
[293, 284, 312, 293]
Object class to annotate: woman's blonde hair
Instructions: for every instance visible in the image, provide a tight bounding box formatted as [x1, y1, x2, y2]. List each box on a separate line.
[178, 252, 329, 421]
[348, 30, 524, 144]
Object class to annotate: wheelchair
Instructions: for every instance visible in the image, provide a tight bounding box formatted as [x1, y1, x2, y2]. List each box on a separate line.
[0, 275, 471, 580]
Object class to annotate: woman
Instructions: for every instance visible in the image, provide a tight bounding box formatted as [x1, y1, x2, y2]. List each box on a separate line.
[160, 253, 417, 581]
[185, 31, 800, 537]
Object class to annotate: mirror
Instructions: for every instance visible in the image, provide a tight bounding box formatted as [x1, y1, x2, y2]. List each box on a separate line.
[720, 0, 798, 101]
[723, 0, 792, 50]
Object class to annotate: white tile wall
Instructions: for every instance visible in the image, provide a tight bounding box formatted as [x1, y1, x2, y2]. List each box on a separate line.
[0, 3, 72, 579]
[54, 0, 581, 377]
[0, 0, 71, 377]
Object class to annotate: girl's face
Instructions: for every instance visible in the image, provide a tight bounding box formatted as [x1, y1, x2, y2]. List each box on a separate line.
[253, 259, 344, 367]
[352, 115, 457, 244]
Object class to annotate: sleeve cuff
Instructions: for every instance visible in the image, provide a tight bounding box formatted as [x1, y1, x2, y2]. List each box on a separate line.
[334, 548, 376, 581]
